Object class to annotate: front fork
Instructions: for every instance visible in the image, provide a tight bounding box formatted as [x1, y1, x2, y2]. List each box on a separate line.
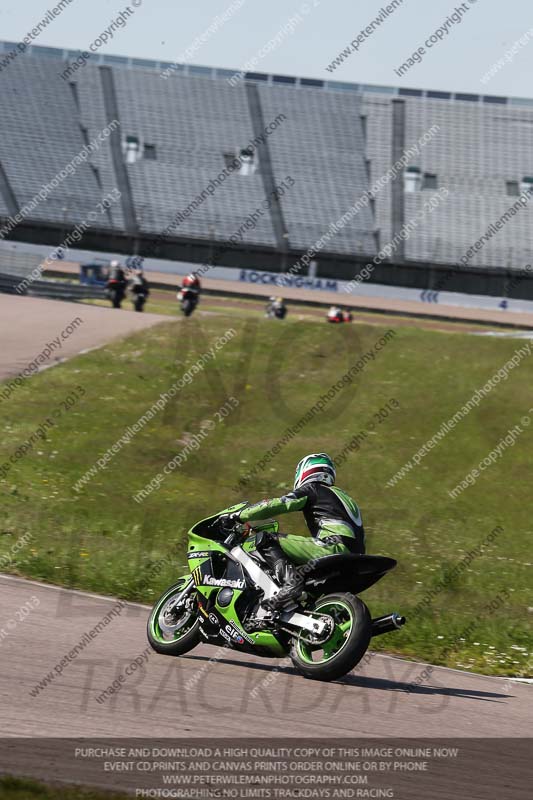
[167, 578, 195, 614]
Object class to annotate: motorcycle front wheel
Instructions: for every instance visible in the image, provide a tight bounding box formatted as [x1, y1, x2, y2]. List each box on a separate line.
[290, 593, 371, 681]
[181, 299, 195, 316]
[147, 579, 200, 656]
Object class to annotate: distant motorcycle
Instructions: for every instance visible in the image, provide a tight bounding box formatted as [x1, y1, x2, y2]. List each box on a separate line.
[106, 283, 124, 309]
[106, 262, 127, 309]
[327, 306, 352, 324]
[177, 287, 199, 317]
[266, 297, 287, 320]
[130, 271, 149, 313]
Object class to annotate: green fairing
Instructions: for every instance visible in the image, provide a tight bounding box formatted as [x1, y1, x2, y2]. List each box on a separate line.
[240, 495, 307, 522]
[185, 504, 288, 657]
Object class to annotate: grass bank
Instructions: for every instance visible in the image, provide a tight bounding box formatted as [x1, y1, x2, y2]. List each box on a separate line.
[0, 310, 531, 675]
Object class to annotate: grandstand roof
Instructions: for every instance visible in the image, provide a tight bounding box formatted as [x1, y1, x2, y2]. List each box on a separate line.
[2, 39, 533, 108]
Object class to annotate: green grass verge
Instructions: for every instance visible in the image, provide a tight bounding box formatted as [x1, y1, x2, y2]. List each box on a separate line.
[1, 309, 531, 676]
[0, 776, 129, 799]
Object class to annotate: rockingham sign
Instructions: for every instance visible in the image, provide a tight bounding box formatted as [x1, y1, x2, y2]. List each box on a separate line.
[239, 269, 338, 292]
[5, 240, 533, 315]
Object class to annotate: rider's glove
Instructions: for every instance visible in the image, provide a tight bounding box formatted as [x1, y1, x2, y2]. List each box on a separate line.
[218, 512, 242, 530]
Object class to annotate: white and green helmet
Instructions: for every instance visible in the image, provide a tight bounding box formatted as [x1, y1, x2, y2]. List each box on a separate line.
[294, 453, 336, 490]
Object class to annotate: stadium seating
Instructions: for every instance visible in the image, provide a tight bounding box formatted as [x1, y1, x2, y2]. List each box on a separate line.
[1, 41, 533, 270]
[256, 84, 375, 254]
[0, 50, 376, 257]
[0, 58, 106, 228]
[363, 95, 533, 268]
[110, 67, 276, 245]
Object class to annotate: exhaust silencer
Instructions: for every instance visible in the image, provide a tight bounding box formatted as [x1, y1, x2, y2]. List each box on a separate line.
[371, 612, 406, 637]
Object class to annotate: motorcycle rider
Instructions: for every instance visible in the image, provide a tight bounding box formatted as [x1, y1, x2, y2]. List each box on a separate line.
[106, 260, 128, 309]
[327, 305, 344, 323]
[266, 296, 287, 319]
[223, 453, 365, 608]
[181, 272, 201, 292]
[178, 272, 201, 315]
[129, 268, 150, 312]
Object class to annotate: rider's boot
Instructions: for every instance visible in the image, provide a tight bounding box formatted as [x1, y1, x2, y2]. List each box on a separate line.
[256, 532, 304, 609]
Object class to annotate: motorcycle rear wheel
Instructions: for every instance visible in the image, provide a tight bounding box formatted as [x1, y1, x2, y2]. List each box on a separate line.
[147, 579, 200, 655]
[290, 593, 371, 681]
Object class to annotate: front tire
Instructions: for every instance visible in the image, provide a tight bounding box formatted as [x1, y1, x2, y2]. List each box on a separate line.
[290, 593, 371, 681]
[147, 580, 200, 656]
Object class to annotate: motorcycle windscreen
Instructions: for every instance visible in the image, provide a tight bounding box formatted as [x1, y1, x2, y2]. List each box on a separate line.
[303, 554, 397, 594]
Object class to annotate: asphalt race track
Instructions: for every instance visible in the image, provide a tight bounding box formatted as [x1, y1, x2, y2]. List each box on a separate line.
[1, 574, 530, 739]
[0, 295, 173, 382]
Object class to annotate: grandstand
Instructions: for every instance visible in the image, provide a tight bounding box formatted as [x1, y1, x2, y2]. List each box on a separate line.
[363, 92, 533, 268]
[0, 40, 533, 294]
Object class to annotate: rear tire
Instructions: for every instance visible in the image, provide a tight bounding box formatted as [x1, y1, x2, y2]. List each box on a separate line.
[147, 580, 200, 656]
[290, 593, 371, 681]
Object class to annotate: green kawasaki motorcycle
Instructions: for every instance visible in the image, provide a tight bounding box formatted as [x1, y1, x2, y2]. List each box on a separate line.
[147, 504, 406, 681]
